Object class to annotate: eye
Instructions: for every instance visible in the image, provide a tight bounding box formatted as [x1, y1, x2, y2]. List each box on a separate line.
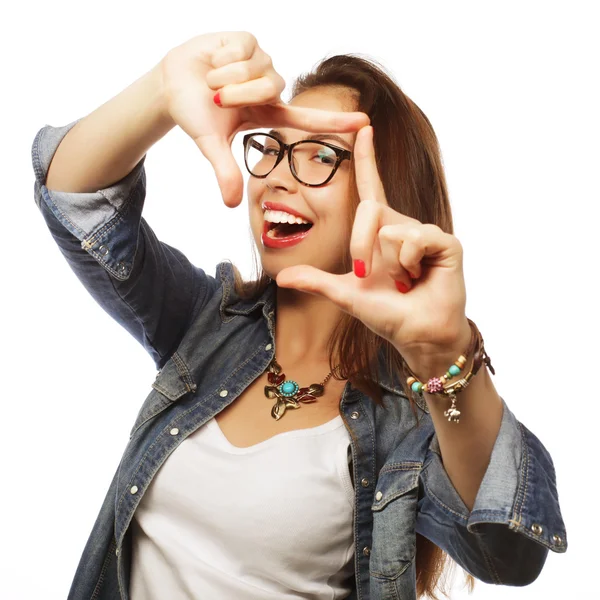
[313, 148, 336, 165]
[262, 142, 279, 156]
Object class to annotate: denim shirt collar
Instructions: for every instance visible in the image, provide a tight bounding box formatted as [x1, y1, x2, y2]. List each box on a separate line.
[217, 261, 428, 413]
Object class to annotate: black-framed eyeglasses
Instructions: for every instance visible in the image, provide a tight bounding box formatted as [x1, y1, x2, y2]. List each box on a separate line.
[242, 132, 352, 187]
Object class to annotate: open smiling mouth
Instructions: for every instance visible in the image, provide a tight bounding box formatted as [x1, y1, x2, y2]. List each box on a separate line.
[262, 220, 314, 248]
[264, 221, 314, 239]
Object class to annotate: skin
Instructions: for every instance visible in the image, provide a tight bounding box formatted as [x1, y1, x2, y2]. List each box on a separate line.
[247, 86, 358, 366]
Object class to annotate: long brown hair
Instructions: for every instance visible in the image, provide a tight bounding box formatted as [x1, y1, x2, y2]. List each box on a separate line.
[231, 54, 474, 599]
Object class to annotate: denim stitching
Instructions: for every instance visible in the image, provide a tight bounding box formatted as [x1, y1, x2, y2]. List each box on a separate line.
[380, 462, 422, 474]
[90, 537, 116, 600]
[42, 187, 87, 239]
[369, 558, 412, 583]
[172, 351, 197, 391]
[31, 128, 44, 184]
[474, 531, 502, 584]
[511, 422, 529, 532]
[86, 165, 144, 245]
[420, 475, 469, 522]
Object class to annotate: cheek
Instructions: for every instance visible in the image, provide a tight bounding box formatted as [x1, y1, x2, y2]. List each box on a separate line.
[247, 178, 262, 201]
[320, 182, 353, 229]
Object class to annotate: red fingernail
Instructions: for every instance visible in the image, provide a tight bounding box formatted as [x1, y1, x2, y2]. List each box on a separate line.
[353, 259, 366, 278]
[213, 92, 222, 106]
[395, 280, 410, 293]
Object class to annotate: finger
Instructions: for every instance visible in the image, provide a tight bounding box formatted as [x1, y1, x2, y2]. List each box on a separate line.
[349, 200, 382, 278]
[398, 223, 460, 274]
[378, 225, 414, 290]
[350, 200, 417, 278]
[195, 134, 243, 208]
[354, 126, 387, 206]
[210, 32, 258, 69]
[275, 266, 354, 314]
[269, 103, 370, 133]
[216, 75, 284, 108]
[205, 53, 277, 90]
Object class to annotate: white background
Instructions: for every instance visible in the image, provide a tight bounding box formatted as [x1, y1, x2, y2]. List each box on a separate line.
[2, 1, 598, 598]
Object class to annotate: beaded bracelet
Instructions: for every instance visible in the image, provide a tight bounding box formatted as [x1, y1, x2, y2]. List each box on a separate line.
[402, 319, 495, 423]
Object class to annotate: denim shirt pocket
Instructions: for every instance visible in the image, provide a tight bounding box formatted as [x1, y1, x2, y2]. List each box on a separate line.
[129, 351, 197, 437]
[369, 463, 421, 579]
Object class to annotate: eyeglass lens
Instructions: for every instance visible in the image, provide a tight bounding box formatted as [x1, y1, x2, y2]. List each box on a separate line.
[245, 134, 338, 185]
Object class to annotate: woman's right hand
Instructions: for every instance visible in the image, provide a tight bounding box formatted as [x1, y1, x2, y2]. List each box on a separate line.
[157, 32, 369, 207]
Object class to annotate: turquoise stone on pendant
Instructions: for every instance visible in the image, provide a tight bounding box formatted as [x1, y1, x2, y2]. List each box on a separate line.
[449, 365, 461, 376]
[279, 380, 299, 397]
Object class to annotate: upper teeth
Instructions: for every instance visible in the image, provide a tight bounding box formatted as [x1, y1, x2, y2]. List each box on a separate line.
[264, 210, 311, 225]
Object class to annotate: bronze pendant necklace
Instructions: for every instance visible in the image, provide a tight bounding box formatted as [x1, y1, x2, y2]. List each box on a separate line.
[264, 356, 340, 421]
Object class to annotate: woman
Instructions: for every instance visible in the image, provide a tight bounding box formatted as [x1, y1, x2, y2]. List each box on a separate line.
[32, 31, 567, 600]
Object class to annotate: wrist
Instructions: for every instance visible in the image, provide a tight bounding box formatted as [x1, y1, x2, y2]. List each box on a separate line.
[399, 318, 472, 383]
[151, 62, 176, 130]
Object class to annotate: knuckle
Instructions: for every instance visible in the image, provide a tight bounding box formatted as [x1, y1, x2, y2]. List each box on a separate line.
[262, 77, 279, 98]
[274, 73, 286, 93]
[423, 223, 441, 235]
[378, 224, 396, 240]
[357, 199, 377, 215]
[407, 227, 424, 244]
[238, 31, 257, 47]
[237, 61, 252, 82]
[204, 70, 217, 88]
[256, 48, 273, 68]
[232, 43, 248, 62]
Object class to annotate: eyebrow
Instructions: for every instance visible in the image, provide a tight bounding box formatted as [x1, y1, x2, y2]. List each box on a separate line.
[267, 129, 352, 150]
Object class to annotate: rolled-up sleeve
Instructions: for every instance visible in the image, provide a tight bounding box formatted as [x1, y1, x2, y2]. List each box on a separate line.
[32, 120, 220, 369]
[416, 398, 567, 586]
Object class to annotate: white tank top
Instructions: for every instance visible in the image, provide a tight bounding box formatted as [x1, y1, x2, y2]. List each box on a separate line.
[129, 414, 355, 599]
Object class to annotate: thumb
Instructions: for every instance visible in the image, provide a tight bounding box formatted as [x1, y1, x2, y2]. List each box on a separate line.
[195, 134, 243, 208]
[276, 266, 352, 312]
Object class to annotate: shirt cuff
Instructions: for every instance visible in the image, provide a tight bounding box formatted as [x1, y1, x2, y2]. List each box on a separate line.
[422, 397, 568, 554]
[32, 119, 147, 280]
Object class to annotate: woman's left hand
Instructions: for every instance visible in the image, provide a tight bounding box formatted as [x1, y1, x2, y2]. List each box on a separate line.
[275, 125, 471, 368]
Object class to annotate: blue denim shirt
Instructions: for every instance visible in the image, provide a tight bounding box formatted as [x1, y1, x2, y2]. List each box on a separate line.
[32, 120, 567, 600]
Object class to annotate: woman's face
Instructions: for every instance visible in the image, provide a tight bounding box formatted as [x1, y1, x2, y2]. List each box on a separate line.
[247, 86, 358, 281]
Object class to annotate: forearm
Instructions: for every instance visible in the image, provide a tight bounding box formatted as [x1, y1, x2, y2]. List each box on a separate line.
[46, 63, 174, 193]
[401, 319, 503, 511]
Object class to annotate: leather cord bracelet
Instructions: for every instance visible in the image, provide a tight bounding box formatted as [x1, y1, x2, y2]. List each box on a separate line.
[402, 318, 495, 423]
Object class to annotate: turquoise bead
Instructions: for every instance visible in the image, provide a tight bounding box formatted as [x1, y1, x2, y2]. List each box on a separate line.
[282, 382, 296, 394]
[449, 365, 461, 376]
[411, 381, 423, 393]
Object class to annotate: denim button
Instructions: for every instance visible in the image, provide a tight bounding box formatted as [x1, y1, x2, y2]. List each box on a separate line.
[130, 486, 138, 495]
[531, 523, 543, 535]
[98, 245, 108, 255]
[170, 428, 179, 436]
[220, 390, 228, 397]
[350, 411, 360, 419]
[361, 478, 369, 487]
[375, 491, 383, 501]
[118, 262, 127, 273]
[265, 344, 272, 351]
[552, 534, 563, 545]
[362, 546, 371, 556]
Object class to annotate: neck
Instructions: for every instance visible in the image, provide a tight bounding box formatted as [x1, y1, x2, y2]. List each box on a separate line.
[273, 285, 344, 367]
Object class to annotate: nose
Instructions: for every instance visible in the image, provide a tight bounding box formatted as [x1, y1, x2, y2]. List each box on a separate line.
[264, 151, 298, 193]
